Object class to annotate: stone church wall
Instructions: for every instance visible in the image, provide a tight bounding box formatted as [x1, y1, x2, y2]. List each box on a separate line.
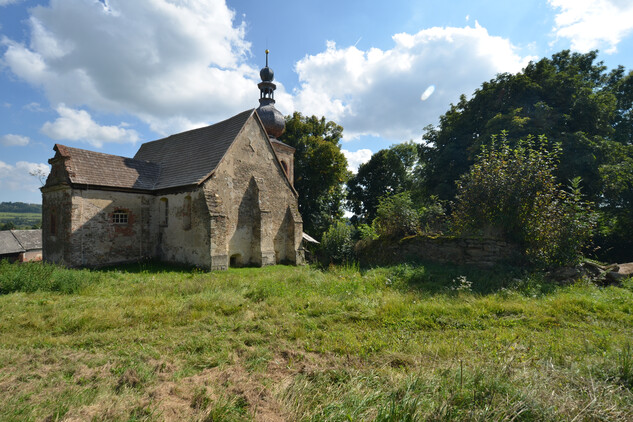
[205, 117, 303, 269]
[42, 185, 73, 265]
[155, 190, 212, 268]
[64, 189, 153, 267]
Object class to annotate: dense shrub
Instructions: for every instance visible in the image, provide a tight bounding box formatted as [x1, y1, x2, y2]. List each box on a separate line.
[373, 192, 420, 238]
[320, 220, 355, 265]
[452, 134, 596, 267]
[0, 260, 100, 294]
[418, 196, 447, 235]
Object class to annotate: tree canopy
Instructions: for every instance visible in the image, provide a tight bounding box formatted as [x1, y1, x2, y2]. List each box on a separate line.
[419, 50, 633, 204]
[347, 142, 419, 223]
[417, 50, 633, 260]
[279, 112, 349, 237]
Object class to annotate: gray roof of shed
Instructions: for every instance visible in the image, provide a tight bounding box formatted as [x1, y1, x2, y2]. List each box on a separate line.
[12, 229, 42, 250]
[0, 230, 42, 255]
[134, 109, 255, 190]
[0, 231, 24, 255]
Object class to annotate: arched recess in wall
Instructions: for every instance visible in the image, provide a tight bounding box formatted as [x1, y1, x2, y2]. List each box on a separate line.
[183, 196, 192, 230]
[229, 177, 262, 266]
[274, 206, 295, 264]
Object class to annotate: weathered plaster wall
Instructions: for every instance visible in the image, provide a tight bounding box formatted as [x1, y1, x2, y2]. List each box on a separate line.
[65, 189, 152, 267]
[154, 190, 211, 268]
[42, 185, 73, 265]
[204, 117, 303, 269]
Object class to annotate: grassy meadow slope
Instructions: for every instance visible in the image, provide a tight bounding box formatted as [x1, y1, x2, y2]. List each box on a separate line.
[1, 261, 633, 421]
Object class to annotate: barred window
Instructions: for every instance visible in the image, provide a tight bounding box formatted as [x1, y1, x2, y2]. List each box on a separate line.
[112, 210, 129, 224]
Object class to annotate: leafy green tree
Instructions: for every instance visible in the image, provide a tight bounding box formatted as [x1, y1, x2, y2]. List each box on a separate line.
[420, 50, 633, 261]
[347, 142, 419, 223]
[452, 134, 596, 267]
[420, 50, 623, 202]
[0, 222, 16, 231]
[279, 112, 350, 237]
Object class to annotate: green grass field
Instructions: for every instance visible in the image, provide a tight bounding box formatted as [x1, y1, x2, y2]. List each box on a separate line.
[0, 212, 41, 228]
[0, 260, 632, 421]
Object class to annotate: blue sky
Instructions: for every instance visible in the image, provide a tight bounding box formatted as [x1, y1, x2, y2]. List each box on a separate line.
[1, 0, 633, 204]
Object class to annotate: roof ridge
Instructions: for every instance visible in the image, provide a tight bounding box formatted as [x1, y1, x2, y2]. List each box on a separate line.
[9, 230, 26, 251]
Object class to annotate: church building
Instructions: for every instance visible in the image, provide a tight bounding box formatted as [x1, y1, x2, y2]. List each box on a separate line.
[41, 52, 304, 270]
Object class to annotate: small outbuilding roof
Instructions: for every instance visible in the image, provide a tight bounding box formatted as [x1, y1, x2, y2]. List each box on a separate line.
[0, 231, 24, 255]
[0, 229, 42, 255]
[302, 232, 320, 244]
[12, 229, 43, 251]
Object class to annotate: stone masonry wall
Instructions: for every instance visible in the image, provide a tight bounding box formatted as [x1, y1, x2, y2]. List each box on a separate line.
[356, 235, 521, 268]
[155, 190, 212, 268]
[66, 189, 152, 267]
[42, 185, 73, 265]
[204, 117, 303, 269]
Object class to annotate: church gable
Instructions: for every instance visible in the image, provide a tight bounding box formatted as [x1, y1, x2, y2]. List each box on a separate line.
[211, 113, 297, 198]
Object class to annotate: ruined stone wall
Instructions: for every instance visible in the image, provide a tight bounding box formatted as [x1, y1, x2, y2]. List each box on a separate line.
[64, 189, 153, 267]
[356, 235, 521, 268]
[154, 190, 212, 268]
[204, 117, 303, 269]
[42, 185, 73, 265]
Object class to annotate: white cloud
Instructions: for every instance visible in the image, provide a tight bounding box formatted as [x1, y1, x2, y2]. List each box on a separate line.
[41, 104, 140, 148]
[2, 0, 266, 135]
[294, 25, 533, 142]
[342, 148, 373, 173]
[0, 160, 49, 193]
[1, 134, 30, 146]
[24, 102, 44, 112]
[0, 0, 25, 6]
[549, 0, 633, 53]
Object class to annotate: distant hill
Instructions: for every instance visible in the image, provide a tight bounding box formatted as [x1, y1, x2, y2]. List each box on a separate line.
[0, 202, 42, 213]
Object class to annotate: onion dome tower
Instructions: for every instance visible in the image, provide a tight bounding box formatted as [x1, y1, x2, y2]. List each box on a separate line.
[256, 50, 285, 139]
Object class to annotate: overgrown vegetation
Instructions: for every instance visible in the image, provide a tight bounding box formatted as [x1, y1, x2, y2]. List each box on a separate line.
[341, 50, 633, 264]
[0, 260, 100, 294]
[452, 134, 596, 266]
[0, 261, 632, 420]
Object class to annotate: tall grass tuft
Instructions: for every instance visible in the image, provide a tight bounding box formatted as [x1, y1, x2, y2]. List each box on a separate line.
[0, 260, 100, 294]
